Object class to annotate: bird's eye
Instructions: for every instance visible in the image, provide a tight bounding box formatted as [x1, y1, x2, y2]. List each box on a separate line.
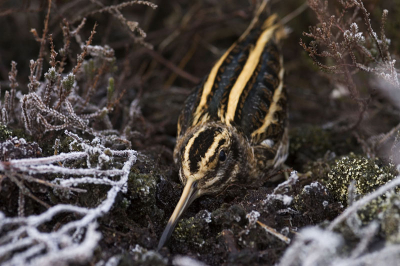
[219, 150, 226, 162]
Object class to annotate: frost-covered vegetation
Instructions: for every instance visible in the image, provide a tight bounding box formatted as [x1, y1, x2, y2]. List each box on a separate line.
[0, 131, 137, 265]
[0, 0, 400, 265]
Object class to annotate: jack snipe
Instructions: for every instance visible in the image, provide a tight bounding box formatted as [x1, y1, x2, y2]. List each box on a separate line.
[158, 1, 288, 250]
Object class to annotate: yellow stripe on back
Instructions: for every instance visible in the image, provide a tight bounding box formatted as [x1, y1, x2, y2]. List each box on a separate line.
[250, 56, 284, 140]
[191, 45, 235, 126]
[224, 22, 279, 124]
[191, 11, 279, 127]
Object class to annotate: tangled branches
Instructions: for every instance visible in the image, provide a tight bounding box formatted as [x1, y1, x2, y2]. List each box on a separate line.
[21, 20, 117, 136]
[0, 62, 19, 125]
[1, 0, 157, 139]
[0, 131, 137, 266]
[301, 0, 399, 130]
[87, 0, 157, 48]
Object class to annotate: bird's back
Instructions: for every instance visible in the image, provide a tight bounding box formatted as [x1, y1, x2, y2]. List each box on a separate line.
[177, 14, 287, 148]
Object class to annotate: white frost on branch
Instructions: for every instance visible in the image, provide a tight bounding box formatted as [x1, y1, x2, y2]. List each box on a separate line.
[0, 130, 137, 266]
[246, 210, 260, 226]
[278, 227, 343, 266]
[278, 175, 400, 266]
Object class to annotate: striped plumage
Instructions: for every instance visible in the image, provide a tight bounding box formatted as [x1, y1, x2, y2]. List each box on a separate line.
[158, 4, 288, 250]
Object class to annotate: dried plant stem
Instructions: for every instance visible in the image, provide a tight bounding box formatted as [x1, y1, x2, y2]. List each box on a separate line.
[144, 48, 201, 84]
[6, 173, 51, 209]
[257, 221, 291, 244]
[36, 0, 53, 81]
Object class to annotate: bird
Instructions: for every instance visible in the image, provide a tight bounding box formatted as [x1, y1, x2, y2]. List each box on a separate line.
[157, 1, 288, 250]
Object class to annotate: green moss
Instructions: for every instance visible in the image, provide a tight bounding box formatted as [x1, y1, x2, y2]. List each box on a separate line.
[128, 169, 157, 201]
[0, 124, 12, 141]
[326, 153, 397, 205]
[357, 197, 386, 223]
[303, 154, 335, 180]
[174, 216, 205, 246]
[325, 153, 400, 223]
[126, 168, 163, 221]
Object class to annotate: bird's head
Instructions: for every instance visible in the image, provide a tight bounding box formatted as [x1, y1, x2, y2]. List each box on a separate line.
[157, 122, 251, 249]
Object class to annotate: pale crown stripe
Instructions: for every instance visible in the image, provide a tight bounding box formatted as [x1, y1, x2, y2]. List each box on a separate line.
[183, 127, 208, 179]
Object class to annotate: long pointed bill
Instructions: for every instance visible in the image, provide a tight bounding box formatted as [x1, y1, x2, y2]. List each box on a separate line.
[157, 179, 199, 250]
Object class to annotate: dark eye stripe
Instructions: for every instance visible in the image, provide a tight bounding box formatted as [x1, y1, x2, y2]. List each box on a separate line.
[207, 139, 227, 164]
[188, 128, 223, 174]
[205, 139, 239, 188]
